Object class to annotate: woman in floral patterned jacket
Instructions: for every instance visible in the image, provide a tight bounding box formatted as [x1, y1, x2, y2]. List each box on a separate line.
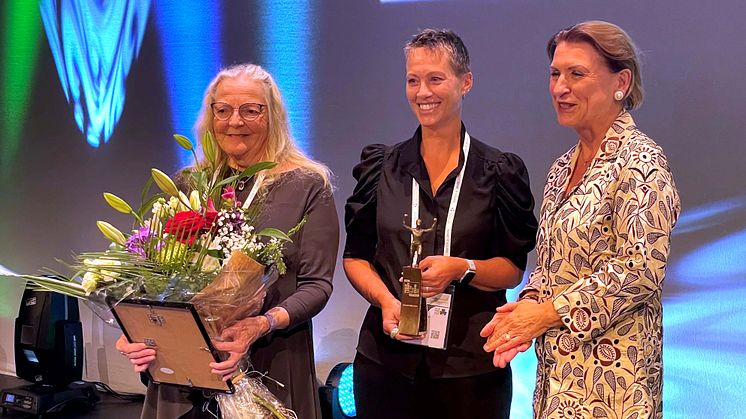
[481, 21, 680, 418]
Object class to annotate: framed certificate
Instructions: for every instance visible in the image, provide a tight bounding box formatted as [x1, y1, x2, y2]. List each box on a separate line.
[108, 299, 234, 393]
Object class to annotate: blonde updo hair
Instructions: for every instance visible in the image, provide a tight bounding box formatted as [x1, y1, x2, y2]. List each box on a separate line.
[194, 63, 330, 186]
[547, 20, 644, 110]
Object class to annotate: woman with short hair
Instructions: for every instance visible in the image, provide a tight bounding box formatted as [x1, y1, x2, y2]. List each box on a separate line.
[345, 29, 538, 418]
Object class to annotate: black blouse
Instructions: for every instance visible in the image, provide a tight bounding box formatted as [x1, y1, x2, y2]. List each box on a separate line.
[344, 124, 538, 379]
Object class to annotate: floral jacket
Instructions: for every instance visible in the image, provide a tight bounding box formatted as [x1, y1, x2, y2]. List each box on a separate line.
[521, 112, 680, 419]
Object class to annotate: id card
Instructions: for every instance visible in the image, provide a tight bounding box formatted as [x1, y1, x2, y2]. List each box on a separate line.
[402, 285, 454, 350]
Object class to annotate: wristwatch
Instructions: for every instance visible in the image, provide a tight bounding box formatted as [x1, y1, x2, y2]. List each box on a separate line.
[459, 259, 476, 285]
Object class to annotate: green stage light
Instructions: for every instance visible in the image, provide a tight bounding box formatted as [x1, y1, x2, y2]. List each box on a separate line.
[1, 1, 41, 178]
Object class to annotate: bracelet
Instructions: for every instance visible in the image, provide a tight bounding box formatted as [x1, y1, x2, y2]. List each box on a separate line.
[263, 311, 278, 334]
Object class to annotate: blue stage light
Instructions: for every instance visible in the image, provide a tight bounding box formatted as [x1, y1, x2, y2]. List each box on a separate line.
[153, 1, 222, 168]
[258, 0, 313, 155]
[320, 362, 356, 418]
[337, 364, 356, 417]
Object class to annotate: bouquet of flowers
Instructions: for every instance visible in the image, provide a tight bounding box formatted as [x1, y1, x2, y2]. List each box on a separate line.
[2, 132, 301, 419]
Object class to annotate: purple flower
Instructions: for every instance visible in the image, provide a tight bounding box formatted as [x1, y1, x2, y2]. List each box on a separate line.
[125, 226, 158, 257]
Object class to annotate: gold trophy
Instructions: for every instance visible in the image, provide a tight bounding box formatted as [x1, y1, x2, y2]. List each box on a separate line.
[398, 215, 437, 336]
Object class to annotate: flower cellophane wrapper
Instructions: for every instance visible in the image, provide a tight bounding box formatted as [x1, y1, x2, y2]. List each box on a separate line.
[83, 277, 145, 328]
[190, 250, 270, 338]
[190, 250, 293, 419]
[217, 374, 298, 419]
[80, 250, 291, 418]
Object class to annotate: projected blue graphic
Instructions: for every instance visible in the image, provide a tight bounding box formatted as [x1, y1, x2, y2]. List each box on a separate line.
[673, 229, 746, 282]
[153, 1, 222, 168]
[671, 196, 746, 235]
[259, 1, 313, 154]
[664, 198, 746, 418]
[40, 0, 150, 147]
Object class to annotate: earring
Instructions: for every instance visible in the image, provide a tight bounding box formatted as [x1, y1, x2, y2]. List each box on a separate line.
[614, 90, 624, 101]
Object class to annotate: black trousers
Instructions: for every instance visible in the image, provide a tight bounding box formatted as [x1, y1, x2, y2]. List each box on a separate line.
[353, 353, 512, 419]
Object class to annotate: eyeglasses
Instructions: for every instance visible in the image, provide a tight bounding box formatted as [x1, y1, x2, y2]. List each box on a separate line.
[210, 102, 266, 122]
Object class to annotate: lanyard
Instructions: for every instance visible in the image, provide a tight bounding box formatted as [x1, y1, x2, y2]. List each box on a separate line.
[410, 132, 471, 260]
[241, 175, 264, 209]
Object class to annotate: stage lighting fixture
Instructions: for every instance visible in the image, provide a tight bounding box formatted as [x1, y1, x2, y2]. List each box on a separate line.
[0, 288, 98, 415]
[319, 362, 356, 418]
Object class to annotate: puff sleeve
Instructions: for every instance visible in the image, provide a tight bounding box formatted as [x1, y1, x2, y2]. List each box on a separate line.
[491, 152, 538, 270]
[343, 144, 387, 262]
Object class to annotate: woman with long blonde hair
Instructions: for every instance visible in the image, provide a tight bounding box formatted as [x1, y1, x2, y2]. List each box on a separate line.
[118, 63, 338, 419]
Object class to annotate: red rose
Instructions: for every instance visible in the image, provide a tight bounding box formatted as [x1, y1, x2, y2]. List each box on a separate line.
[204, 210, 218, 226]
[164, 210, 216, 245]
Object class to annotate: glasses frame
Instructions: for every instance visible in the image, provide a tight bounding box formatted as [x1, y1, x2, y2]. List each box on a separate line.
[210, 102, 266, 122]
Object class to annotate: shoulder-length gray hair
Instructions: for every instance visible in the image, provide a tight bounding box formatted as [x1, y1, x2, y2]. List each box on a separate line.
[194, 63, 331, 186]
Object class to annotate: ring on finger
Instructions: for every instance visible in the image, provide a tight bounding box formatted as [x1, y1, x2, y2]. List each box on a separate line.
[503, 332, 511, 341]
[389, 327, 400, 339]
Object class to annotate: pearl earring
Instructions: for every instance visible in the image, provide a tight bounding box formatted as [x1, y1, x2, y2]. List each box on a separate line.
[614, 90, 624, 101]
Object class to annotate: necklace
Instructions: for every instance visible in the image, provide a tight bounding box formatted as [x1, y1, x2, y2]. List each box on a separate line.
[237, 177, 248, 191]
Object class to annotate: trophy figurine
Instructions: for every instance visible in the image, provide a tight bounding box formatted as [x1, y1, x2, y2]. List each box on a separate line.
[398, 215, 438, 336]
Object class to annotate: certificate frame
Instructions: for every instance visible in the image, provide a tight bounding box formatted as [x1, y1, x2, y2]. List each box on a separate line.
[108, 298, 234, 393]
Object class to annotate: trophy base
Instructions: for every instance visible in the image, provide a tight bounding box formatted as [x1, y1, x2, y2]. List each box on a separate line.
[399, 266, 427, 336]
